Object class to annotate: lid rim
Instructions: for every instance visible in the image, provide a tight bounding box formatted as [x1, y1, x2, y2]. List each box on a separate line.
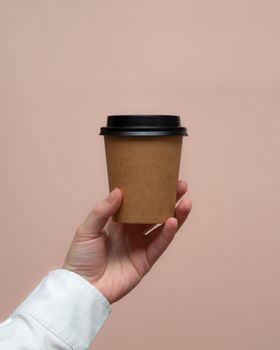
[100, 115, 187, 136]
[100, 129, 188, 136]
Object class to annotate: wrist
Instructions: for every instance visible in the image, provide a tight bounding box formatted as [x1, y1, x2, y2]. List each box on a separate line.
[62, 266, 111, 302]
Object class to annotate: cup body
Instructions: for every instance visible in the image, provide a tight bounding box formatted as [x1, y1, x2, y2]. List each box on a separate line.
[104, 135, 183, 223]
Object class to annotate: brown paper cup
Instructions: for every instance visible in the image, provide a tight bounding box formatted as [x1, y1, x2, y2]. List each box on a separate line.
[104, 135, 183, 224]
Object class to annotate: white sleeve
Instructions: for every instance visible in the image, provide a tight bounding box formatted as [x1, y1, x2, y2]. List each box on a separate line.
[0, 269, 111, 350]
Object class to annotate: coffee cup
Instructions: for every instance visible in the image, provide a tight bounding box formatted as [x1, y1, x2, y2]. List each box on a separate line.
[100, 115, 188, 224]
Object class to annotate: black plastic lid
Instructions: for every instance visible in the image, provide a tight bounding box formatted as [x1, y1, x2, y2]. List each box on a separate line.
[99, 115, 188, 137]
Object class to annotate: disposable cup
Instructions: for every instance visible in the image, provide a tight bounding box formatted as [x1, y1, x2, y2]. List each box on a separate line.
[100, 115, 188, 224]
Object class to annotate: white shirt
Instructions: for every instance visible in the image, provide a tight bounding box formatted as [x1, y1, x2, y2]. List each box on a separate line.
[0, 269, 111, 349]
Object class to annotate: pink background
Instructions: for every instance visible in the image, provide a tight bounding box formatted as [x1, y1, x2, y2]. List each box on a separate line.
[1, 1, 280, 349]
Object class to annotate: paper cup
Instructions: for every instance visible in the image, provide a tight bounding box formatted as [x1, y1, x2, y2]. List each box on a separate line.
[100, 115, 188, 224]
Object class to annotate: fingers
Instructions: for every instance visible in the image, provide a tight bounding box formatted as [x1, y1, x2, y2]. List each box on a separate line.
[174, 198, 192, 230]
[145, 198, 192, 267]
[76, 188, 123, 240]
[146, 197, 192, 243]
[125, 180, 189, 235]
[176, 180, 188, 201]
[145, 218, 178, 267]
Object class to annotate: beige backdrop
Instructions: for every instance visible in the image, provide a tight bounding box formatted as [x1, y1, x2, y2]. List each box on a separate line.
[1, 1, 280, 349]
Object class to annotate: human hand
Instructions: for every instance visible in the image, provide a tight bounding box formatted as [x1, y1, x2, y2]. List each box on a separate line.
[63, 180, 192, 304]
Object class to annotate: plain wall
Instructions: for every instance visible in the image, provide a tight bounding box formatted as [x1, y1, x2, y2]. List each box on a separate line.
[1, 1, 280, 349]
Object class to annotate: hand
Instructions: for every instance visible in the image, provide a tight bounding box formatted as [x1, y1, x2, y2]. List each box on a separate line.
[63, 180, 192, 304]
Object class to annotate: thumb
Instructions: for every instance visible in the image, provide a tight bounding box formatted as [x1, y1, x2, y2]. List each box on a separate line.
[77, 188, 123, 239]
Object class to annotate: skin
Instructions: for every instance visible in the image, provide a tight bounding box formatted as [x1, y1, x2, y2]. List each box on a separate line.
[63, 180, 192, 304]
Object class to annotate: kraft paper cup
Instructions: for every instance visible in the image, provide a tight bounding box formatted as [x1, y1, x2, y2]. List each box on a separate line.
[100, 115, 188, 224]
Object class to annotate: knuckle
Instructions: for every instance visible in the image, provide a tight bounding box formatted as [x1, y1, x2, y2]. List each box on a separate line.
[76, 224, 86, 234]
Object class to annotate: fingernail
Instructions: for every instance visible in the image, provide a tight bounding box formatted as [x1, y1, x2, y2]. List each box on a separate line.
[106, 188, 118, 203]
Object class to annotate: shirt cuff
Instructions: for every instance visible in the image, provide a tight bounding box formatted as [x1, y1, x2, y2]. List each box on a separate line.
[11, 269, 111, 350]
